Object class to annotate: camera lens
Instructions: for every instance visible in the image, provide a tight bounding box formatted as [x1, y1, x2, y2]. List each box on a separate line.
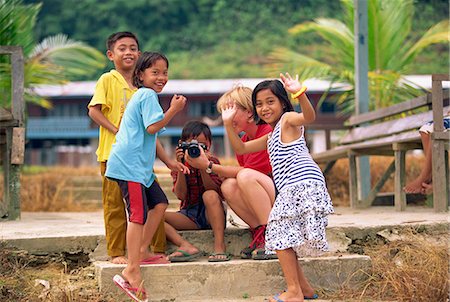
[187, 145, 201, 158]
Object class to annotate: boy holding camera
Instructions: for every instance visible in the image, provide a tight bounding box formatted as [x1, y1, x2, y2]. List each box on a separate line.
[165, 121, 230, 262]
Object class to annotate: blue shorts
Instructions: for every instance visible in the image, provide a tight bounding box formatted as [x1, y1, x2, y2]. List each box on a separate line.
[179, 203, 211, 229]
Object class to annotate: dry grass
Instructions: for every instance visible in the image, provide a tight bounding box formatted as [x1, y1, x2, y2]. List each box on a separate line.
[328, 228, 449, 301]
[0, 243, 108, 302]
[324, 155, 426, 206]
[0, 155, 427, 212]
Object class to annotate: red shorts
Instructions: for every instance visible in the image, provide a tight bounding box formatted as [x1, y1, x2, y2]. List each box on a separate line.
[112, 179, 168, 225]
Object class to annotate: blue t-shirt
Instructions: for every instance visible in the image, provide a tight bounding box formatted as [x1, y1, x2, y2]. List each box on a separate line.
[105, 88, 164, 187]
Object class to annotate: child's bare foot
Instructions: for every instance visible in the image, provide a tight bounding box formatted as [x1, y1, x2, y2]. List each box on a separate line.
[404, 178, 425, 194]
[422, 182, 433, 195]
[111, 256, 128, 264]
[122, 268, 147, 299]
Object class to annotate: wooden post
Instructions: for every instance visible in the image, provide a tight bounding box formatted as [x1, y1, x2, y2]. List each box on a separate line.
[354, 0, 371, 201]
[393, 144, 407, 211]
[431, 74, 449, 212]
[348, 152, 359, 208]
[0, 46, 24, 220]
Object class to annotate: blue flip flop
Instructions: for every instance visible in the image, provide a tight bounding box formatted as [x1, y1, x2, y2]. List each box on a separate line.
[271, 293, 284, 302]
[305, 293, 319, 299]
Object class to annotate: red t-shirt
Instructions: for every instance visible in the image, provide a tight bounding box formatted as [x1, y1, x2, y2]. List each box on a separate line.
[236, 124, 272, 176]
[171, 156, 222, 210]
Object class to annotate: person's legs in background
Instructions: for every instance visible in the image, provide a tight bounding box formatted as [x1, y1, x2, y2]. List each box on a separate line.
[101, 161, 127, 264]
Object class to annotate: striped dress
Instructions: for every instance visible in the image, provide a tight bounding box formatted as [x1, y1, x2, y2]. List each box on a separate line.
[265, 114, 334, 257]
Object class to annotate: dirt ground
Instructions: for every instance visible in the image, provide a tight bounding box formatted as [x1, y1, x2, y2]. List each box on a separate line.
[1, 226, 448, 302]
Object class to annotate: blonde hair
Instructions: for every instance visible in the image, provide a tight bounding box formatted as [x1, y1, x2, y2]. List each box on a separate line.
[216, 86, 253, 113]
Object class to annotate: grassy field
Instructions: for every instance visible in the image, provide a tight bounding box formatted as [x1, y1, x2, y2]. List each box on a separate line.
[0, 155, 428, 212]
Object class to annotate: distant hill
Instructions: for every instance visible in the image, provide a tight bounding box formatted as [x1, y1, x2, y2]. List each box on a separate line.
[25, 0, 449, 79]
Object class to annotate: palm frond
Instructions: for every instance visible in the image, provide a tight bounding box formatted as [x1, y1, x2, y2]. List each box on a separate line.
[288, 18, 354, 68]
[30, 34, 106, 78]
[400, 20, 450, 70]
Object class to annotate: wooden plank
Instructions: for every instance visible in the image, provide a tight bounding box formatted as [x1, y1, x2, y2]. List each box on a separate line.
[394, 149, 407, 211]
[341, 105, 450, 144]
[0, 46, 22, 55]
[433, 131, 450, 141]
[432, 140, 448, 212]
[312, 146, 349, 163]
[0, 108, 13, 121]
[11, 48, 24, 126]
[11, 127, 25, 164]
[393, 142, 423, 151]
[347, 94, 430, 126]
[348, 154, 359, 208]
[361, 160, 395, 207]
[432, 74, 450, 81]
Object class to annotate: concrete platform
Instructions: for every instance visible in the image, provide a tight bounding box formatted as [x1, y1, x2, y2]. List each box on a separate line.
[1, 206, 448, 301]
[96, 255, 371, 301]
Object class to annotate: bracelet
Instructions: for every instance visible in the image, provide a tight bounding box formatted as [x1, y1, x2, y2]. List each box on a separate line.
[290, 87, 307, 100]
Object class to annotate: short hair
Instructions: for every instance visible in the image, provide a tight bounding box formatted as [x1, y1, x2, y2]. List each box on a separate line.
[180, 121, 212, 143]
[216, 86, 253, 113]
[133, 51, 169, 88]
[106, 32, 139, 51]
[252, 80, 294, 124]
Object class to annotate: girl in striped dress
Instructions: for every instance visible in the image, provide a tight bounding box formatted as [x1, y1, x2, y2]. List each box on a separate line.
[221, 73, 333, 302]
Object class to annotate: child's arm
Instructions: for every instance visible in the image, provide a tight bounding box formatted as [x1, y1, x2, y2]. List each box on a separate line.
[185, 149, 221, 192]
[88, 104, 119, 134]
[172, 144, 190, 200]
[280, 72, 316, 126]
[156, 139, 188, 174]
[187, 151, 243, 178]
[147, 94, 187, 134]
[221, 102, 268, 154]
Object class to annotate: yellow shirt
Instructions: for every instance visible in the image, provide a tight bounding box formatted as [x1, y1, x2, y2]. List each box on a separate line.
[88, 70, 137, 162]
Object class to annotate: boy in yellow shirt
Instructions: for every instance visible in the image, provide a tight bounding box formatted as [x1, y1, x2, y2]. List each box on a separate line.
[88, 32, 170, 264]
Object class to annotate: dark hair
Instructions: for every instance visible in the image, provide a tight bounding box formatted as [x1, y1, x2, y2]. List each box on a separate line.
[252, 79, 294, 124]
[133, 51, 169, 88]
[181, 121, 212, 143]
[106, 32, 139, 51]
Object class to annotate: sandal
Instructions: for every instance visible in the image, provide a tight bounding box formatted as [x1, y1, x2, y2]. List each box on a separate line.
[113, 274, 148, 302]
[208, 252, 232, 262]
[251, 248, 278, 260]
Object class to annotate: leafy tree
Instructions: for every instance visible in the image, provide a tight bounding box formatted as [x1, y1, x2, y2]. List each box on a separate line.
[266, 0, 449, 113]
[0, 0, 106, 108]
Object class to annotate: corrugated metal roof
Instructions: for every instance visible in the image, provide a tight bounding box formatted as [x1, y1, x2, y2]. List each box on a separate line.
[32, 75, 447, 98]
[32, 78, 352, 97]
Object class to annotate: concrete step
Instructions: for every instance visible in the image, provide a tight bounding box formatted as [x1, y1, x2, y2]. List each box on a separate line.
[89, 225, 352, 261]
[95, 254, 371, 301]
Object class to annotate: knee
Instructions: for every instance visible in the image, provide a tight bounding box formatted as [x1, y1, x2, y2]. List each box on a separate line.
[236, 168, 259, 187]
[154, 202, 168, 213]
[202, 190, 221, 207]
[221, 178, 237, 200]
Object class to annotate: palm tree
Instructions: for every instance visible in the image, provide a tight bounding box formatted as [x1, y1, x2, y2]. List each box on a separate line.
[266, 0, 449, 113]
[0, 0, 106, 108]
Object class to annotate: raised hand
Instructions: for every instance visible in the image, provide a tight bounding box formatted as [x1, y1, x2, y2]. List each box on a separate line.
[280, 72, 303, 94]
[220, 100, 237, 126]
[170, 94, 187, 113]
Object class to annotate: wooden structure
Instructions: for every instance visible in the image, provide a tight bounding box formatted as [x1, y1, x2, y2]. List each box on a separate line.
[312, 74, 449, 212]
[0, 46, 25, 220]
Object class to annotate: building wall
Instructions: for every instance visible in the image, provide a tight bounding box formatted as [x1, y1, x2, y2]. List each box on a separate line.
[26, 81, 348, 166]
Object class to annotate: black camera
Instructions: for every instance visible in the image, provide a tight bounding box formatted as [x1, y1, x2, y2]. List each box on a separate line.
[177, 140, 207, 158]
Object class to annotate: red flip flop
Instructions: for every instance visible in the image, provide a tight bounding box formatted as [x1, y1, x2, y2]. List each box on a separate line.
[113, 274, 148, 302]
[140, 255, 170, 265]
